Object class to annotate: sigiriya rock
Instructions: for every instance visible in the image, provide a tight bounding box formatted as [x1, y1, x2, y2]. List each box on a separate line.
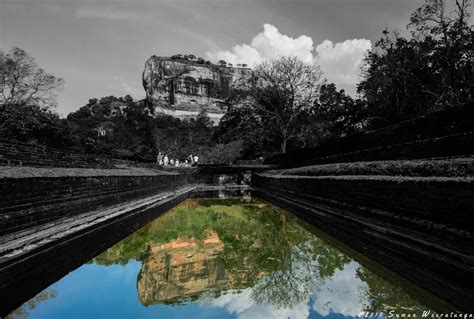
[142, 54, 252, 125]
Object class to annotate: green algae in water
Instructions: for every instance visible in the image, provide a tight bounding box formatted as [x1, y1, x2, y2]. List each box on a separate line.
[8, 197, 456, 319]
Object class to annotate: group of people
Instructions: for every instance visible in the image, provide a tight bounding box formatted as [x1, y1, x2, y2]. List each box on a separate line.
[156, 152, 199, 167]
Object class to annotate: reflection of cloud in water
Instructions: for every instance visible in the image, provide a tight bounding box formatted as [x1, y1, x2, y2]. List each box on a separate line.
[210, 261, 369, 319]
[313, 261, 368, 317]
[212, 289, 253, 314]
[211, 288, 309, 319]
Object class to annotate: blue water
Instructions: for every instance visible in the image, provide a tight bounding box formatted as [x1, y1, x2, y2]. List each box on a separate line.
[8, 197, 448, 319]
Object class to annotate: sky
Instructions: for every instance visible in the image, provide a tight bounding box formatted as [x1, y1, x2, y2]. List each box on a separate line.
[0, 0, 425, 116]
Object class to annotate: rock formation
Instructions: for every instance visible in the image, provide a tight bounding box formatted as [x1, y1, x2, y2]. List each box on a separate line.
[137, 232, 257, 305]
[142, 55, 252, 125]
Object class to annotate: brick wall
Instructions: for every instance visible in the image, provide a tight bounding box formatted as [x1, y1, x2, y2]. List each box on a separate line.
[0, 174, 189, 236]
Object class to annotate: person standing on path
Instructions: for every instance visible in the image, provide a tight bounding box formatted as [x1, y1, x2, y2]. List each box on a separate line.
[157, 152, 163, 165]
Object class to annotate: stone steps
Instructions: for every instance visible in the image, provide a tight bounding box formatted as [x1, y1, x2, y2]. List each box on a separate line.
[252, 173, 474, 311]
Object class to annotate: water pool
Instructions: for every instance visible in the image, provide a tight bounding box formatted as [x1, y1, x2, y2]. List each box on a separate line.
[7, 197, 453, 318]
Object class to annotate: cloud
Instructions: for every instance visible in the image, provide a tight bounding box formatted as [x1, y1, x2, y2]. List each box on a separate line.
[206, 24, 314, 66]
[211, 287, 310, 319]
[206, 24, 371, 96]
[315, 39, 371, 93]
[312, 261, 369, 317]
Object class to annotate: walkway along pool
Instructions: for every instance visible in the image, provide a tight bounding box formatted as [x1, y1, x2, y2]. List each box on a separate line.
[6, 195, 456, 318]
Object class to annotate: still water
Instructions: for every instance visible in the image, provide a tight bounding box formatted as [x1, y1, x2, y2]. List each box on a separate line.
[8, 197, 452, 318]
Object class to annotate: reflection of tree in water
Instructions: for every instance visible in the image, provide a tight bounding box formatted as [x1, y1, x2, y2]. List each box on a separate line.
[250, 244, 317, 308]
[6, 288, 57, 319]
[357, 267, 431, 315]
[211, 202, 352, 309]
[248, 228, 351, 309]
[91, 197, 437, 313]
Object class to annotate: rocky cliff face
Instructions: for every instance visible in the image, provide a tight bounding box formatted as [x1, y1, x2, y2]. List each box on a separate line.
[142, 55, 252, 124]
[137, 232, 255, 305]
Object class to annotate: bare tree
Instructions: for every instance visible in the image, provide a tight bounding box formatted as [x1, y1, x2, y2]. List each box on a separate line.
[0, 47, 64, 108]
[243, 56, 324, 153]
[408, 0, 471, 40]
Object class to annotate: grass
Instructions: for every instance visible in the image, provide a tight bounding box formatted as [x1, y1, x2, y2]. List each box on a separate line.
[270, 157, 474, 178]
[0, 165, 175, 178]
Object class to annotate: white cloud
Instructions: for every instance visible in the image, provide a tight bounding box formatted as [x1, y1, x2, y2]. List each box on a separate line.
[211, 287, 310, 319]
[315, 39, 371, 93]
[312, 261, 369, 317]
[206, 24, 371, 96]
[206, 24, 314, 66]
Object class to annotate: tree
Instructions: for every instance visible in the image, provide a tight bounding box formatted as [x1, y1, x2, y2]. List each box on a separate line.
[314, 83, 367, 140]
[67, 95, 157, 160]
[0, 103, 70, 147]
[0, 47, 64, 108]
[239, 56, 324, 153]
[358, 0, 473, 128]
[215, 104, 266, 159]
[408, 0, 473, 107]
[218, 60, 227, 66]
[201, 140, 244, 164]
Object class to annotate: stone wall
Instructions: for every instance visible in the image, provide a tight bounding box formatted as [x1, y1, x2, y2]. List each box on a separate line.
[251, 173, 474, 311]
[0, 138, 158, 169]
[0, 186, 191, 317]
[0, 174, 189, 236]
[265, 102, 474, 167]
[0, 138, 112, 168]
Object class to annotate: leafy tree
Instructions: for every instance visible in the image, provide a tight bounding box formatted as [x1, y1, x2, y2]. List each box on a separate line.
[314, 83, 367, 140]
[215, 105, 267, 159]
[201, 140, 244, 164]
[0, 47, 64, 108]
[0, 103, 70, 147]
[358, 0, 473, 128]
[67, 95, 157, 160]
[152, 111, 215, 161]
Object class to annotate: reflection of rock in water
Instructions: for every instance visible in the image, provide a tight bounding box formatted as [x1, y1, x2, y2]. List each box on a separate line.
[138, 232, 237, 305]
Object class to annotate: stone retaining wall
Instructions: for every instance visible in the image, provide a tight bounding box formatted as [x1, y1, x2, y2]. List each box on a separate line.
[294, 132, 474, 167]
[0, 138, 157, 169]
[0, 174, 189, 237]
[252, 173, 474, 311]
[265, 102, 474, 167]
[0, 187, 192, 317]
